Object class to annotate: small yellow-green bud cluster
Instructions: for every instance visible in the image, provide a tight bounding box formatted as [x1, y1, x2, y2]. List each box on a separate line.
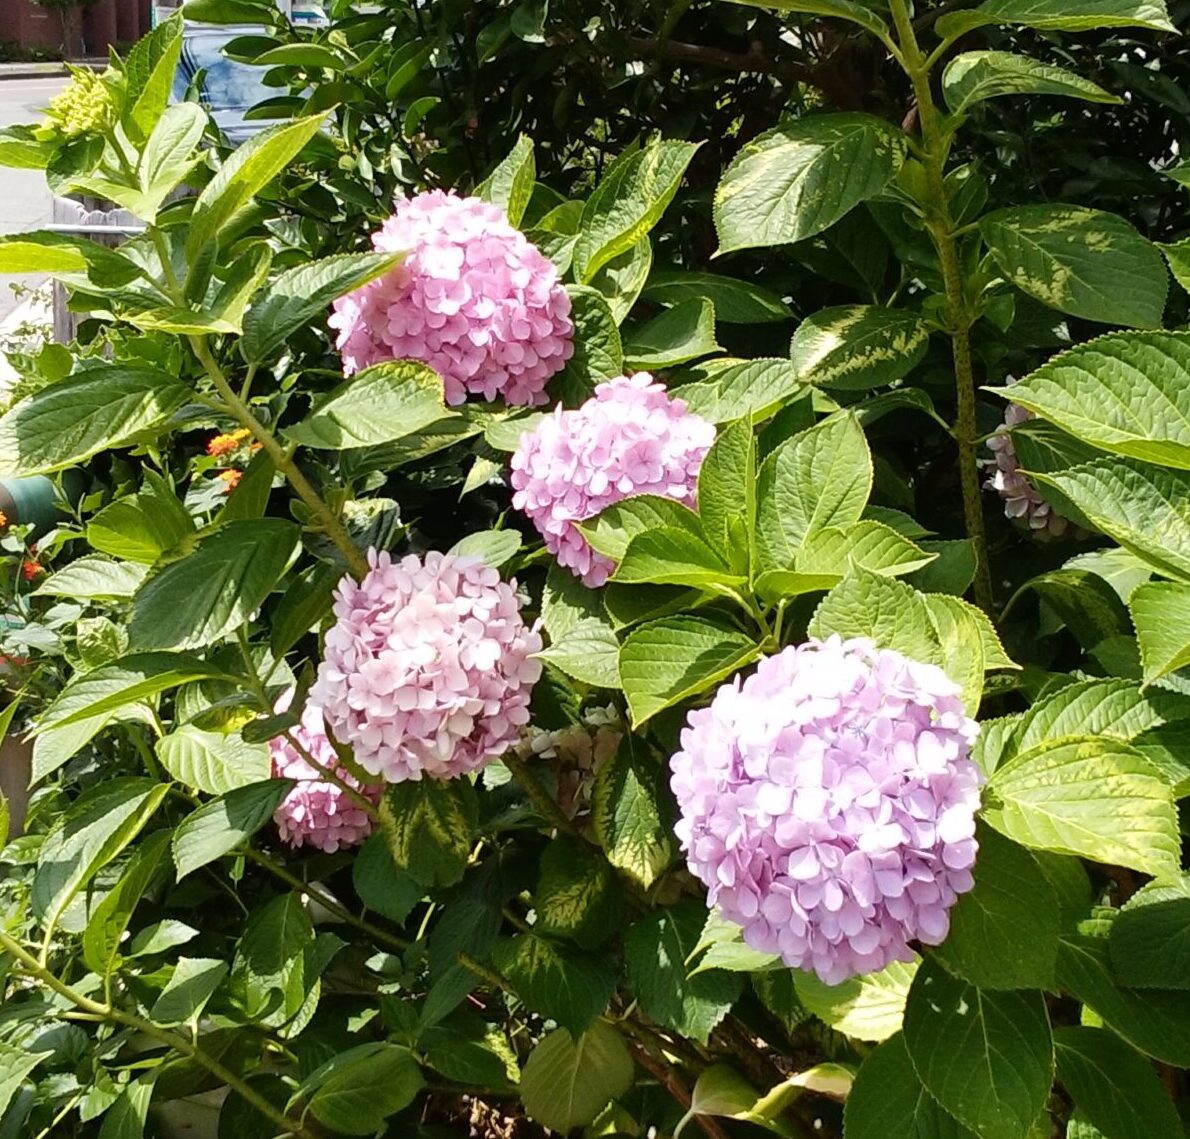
[46, 68, 113, 139]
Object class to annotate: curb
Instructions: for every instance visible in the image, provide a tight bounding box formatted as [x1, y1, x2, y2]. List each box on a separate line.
[0, 60, 105, 80]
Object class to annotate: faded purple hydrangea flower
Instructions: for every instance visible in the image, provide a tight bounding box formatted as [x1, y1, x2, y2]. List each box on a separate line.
[329, 190, 573, 406]
[985, 398, 1077, 539]
[310, 550, 543, 784]
[269, 694, 380, 853]
[669, 636, 982, 985]
[510, 373, 716, 586]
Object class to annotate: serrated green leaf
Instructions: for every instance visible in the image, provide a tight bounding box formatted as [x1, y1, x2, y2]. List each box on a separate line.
[790, 305, 931, 392]
[519, 1024, 634, 1134]
[478, 136, 535, 227]
[623, 299, 720, 370]
[943, 51, 1120, 114]
[536, 838, 618, 949]
[87, 486, 195, 566]
[588, 237, 653, 324]
[156, 725, 270, 796]
[902, 960, 1053, 1139]
[613, 527, 742, 589]
[939, 0, 1175, 35]
[715, 115, 906, 254]
[379, 779, 477, 888]
[794, 957, 918, 1042]
[1108, 874, 1190, 989]
[449, 529, 522, 569]
[677, 357, 808, 424]
[493, 935, 616, 1035]
[172, 779, 292, 879]
[580, 495, 706, 564]
[151, 958, 229, 1026]
[642, 271, 792, 324]
[984, 735, 1180, 877]
[981, 205, 1167, 328]
[592, 736, 674, 888]
[574, 141, 702, 282]
[553, 285, 622, 402]
[539, 617, 622, 689]
[35, 556, 148, 601]
[1129, 581, 1190, 683]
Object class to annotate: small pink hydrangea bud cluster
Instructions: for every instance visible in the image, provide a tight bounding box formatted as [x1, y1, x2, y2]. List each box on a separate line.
[310, 550, 543, 784]
[329, 191, 574, 407]
[269, 696, 380, 853]
[670, 636, 982, 985]
[510, 373, 716, 586]
[985, 396, 1077, 540]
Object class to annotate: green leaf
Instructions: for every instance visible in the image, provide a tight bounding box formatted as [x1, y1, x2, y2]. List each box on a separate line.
[32, 778, 169, 935]
[539, 618, 622, 689]
[980, 206, 1167, 328]
[995, 331, 1190, 470]
[136, 102, 206, 221]
[36, 556, 147, 601]
[844, 1035, 975, 1139]
[625, 900, 743, 1043]
[0, 125, 52, 170]
[1162, 237, 1190, 293]
[1033, 457, 1190, 582]
[519, 1023, 634, 1134]
[1058, 912, 1190, 1065]
[1055, 1026, 1181, 1139]
[270, 562, 338, 659]
[642, 271, 792, 324]
[574, 140, 702, 282]
[0, 1044, 51, 1123]
[82, 830, 171, 977]
[87, 489, 195, 565]
[756, 413, 872, 570]
[591, 736, 675, 888]
[493, 935, 616, 1035]
[932, 827, 1059, 990]
[449, 529, 522, 570]
[535, 838, 618, 949]
[902, 960, 1053, 1139]
[623, 299, 720, 370]
[618, 615, 759, 726]
[677, 357, 808, 424]
[940, 0, 1175, 35]
[588, 237, 653, 324]
[1129, 581, 1190, 682]
[125, 12, 185, 139]
[379, 779, 477, 888]
[38, 653, 228, 732]
[1108, 874, 1190, 989]
[284, 361, 449, 450]
[151, 958, 229, 1026]
[984, 736, 1180, 878]
[479, 135, 536, 228]
[715, 115, 906, 254]
[793, 958, 918, 1042]
[240, 252, 404, 363]
[613, 527, 742, 589]
[295, 1044, 423, 1136]
[1010, 678, 1168, 759]
[172, 779, 292, 879]
[96, 1077, 153, 1139]
[698, 419, 756, 569]
[796, 522, 937, 579]
[351, 833, 422, 924]
[0, 366, 190, 476]
[943, 51, 1120, 114]
[157, 726, 270, 796]
[0, 231, 141, 283]
[129, 519, 299, 651]
[723, 0, 891, 36]
[809, 569, 944, 667]
[187, 114, 326, 261]
[790, 306, 931, 392]
[231, 892, 319, 1026]
[581, 495, 706, 564]
[553, 285, 623, 400]
[32, 713, 119, 785]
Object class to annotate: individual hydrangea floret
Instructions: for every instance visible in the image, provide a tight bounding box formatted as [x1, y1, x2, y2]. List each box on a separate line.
[510, 373, 716, 586]
[310, 550, 543, 784]
[985, 397, 1077, 539]
[329, 190, 574, 407]
[269, 695, 380, 853]
[669, 636, 982, 985]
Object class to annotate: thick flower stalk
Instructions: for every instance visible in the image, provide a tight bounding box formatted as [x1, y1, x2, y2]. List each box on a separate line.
[510, 373, 716, 586]
[985, 397, 1078, 539]
[670, 636, 982, 985]
[330, 191, 574, 406]
[310, 550, 542, 784]
[269, 696, 380, 853]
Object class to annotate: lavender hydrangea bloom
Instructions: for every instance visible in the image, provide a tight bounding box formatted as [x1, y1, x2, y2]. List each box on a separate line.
[670, 636, 982, 985]
[510, 373, 716, 586]
[329, 190, 574, 407]
[269, 695, 380, 853]
[310, 550, 543, 784]
[985, 399, 1076, 539]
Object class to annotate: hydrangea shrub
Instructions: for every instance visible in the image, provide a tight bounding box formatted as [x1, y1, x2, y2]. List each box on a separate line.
[0, 4, 1186, 1139]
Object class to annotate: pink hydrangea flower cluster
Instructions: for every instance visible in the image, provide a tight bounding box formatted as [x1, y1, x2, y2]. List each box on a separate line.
[670, 636, 982, 985]
[310, 550, 543, 784]
[985, 398, 1076, 539]
[269, 695, 380, 853]
[329, 190, 574, 406]
[510, 373, 716, 586]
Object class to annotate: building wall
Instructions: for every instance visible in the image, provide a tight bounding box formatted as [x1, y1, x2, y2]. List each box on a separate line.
[10, 0, 151, 55]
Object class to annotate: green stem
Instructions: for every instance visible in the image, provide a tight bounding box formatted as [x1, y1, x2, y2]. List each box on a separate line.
[189, 335, 369, 580]
[244, 848, 408, 951]
[888, 0, 995, 616]
[0, 930, 317, 1139]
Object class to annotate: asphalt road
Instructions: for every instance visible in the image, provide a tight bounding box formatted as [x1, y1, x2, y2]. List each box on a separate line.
[0, 76, 66, 324]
